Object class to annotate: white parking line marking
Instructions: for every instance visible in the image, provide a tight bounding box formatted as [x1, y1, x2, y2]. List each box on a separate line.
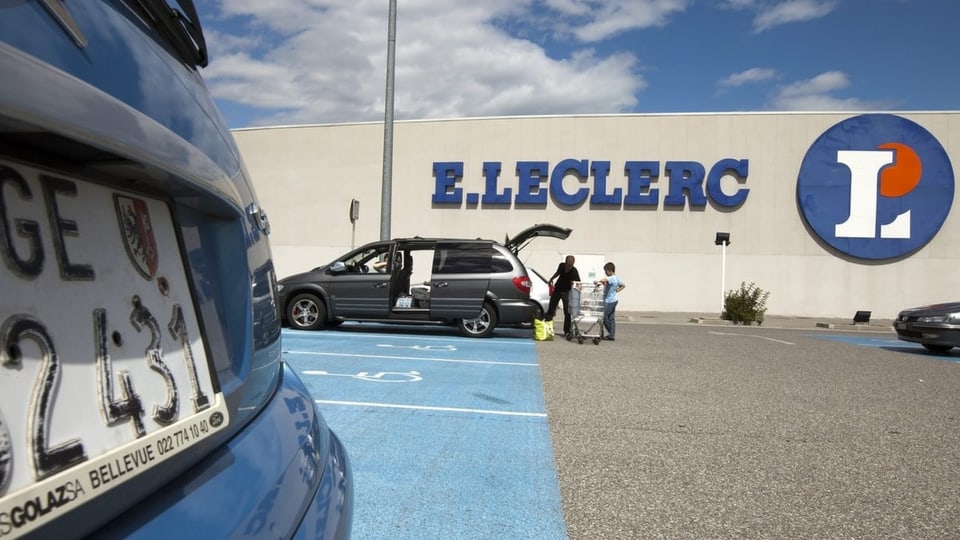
[303, 370, 423, 382]
[285, 330, 525, 345]
[315, 399, 547, 417]
[285, 350, 538, 366]
[708, 331, 796, 345]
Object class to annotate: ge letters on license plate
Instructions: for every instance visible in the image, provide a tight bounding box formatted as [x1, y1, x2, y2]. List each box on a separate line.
[0, 160, 228, 536]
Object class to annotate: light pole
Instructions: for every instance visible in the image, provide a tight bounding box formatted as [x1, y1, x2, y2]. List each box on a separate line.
[715, 232, 730, 315]
[380, 0, 397, 241]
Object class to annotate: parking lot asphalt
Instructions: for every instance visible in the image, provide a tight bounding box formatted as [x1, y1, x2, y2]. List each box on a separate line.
[538, 315, 960, 539]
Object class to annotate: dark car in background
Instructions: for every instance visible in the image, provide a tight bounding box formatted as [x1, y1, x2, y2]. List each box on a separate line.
[278, 224, 570, 337]
[893, 302, 960, 353]
[0, 2, 351, 538]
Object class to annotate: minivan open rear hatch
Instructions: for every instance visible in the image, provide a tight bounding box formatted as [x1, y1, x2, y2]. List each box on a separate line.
[504, 223, 572, 254]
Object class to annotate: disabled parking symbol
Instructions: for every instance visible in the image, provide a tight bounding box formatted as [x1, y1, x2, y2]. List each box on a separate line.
[377, 343, 457, 351]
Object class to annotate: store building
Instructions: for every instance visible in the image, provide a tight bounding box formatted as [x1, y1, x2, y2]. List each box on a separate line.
[233, 111, 959, 318]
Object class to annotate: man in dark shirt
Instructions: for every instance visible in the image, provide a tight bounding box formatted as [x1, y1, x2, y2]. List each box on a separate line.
[546, 255, 580, 338]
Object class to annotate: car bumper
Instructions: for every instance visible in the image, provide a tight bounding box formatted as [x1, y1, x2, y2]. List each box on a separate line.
[496, 298, 539, 324]
[96, 363, 353, 539]
[893, 322, 960, 347]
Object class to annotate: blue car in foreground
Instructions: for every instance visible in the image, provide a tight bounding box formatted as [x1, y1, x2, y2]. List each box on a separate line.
[0, 2, 352, 538]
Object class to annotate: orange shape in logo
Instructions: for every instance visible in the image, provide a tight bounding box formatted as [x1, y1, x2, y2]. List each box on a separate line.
[878, 142, 922, 197]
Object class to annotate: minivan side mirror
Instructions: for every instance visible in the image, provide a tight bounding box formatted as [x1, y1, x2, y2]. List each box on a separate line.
[330, 261, 347, 274]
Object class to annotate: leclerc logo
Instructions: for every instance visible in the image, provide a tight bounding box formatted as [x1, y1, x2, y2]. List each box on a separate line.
[797, 114, 954, 260]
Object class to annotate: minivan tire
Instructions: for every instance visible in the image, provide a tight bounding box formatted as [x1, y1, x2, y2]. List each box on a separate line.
[287, 293, 326, 330]
[458, 301, 498, 338]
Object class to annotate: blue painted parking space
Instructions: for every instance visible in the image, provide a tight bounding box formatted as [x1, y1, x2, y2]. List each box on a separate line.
[282, 323, 567, 539]
[811, 333, 960, 363]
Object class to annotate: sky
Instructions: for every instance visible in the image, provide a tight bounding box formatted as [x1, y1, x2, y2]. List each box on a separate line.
[194, 0, 960, 129]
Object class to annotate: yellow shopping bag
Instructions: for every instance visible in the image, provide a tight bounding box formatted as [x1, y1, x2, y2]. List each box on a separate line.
[533, 318, 554, 341]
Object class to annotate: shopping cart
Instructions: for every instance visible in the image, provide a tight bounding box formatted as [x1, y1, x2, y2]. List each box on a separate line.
[570, 282, 605, 344]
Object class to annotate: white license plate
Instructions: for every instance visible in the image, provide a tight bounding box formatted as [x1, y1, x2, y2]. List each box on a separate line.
[0, 160, 228, 536]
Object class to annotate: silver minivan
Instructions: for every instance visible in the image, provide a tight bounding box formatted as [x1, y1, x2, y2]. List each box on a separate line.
[277, 224, 571, 337]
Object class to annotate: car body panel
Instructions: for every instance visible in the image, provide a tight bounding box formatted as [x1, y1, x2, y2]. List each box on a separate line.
[496, 297, 541, 323]
[1, 2, 351, 537]
[328, 270, 392, 317]
[429, 273, 489, 319]
[429, 241, 491, 319]
[0, 2, 243, 203]
[893, 301, 960, 352]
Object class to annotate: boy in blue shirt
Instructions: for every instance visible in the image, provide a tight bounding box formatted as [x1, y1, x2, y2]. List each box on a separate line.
[597, 262, 625, 341]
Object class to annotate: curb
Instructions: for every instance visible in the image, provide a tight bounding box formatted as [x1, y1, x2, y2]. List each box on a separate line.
[615, 313, 894, 332]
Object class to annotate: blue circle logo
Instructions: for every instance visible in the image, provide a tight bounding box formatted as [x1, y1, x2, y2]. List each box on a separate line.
[797, 114, 954, 260]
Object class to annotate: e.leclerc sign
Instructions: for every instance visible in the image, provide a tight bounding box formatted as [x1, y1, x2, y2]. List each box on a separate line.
[797, 114, 954, 261]
[429, 114, 953, 261]
[432, 159, 750, 208]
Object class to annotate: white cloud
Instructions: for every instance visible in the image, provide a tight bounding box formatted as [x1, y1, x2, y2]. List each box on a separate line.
[771, 71, 888, 110]
[717, 67, 776, 88]
[717, 0, 757, 10]
[543, 0, 593, 16]
[779, 70, 849, 96]
[199, 0, 648, 125]
[556, 0, 689, 42]
[753, 0, 836, 32]
[195, 1, 899, 124]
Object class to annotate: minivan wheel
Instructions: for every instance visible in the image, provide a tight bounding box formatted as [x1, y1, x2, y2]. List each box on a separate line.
[458, 302, 498, 338]
[922, 343, 954, 354]
[287, 293, 326, 330]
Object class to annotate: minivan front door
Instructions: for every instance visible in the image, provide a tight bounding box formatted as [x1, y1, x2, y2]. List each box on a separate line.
[327, 245, 391, 318]
[429, 241, 490, 320]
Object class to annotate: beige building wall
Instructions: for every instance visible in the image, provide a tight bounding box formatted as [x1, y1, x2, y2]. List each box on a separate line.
[234, 112, 960, 319]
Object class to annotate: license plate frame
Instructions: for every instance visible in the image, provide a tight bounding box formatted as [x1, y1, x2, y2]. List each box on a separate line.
[0, 159, 229, 536]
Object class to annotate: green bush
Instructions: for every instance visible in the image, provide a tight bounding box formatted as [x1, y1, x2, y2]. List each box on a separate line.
[722, 282, 770, 325]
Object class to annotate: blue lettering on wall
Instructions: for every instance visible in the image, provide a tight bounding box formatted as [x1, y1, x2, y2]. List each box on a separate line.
[431, 159, 750, 210]
[481, 162, 510, 204]
[624, 161, 659, 206]
[589, 161, 622, 206]
[432, 162, 463, 204]
[515, 161, 549, 205]
[664, 161, 707, 207]
[550, 159, 589, 206]
[706, 159, 750, 207]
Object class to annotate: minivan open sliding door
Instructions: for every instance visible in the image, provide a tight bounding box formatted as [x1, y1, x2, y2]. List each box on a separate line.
[429, 241, 490, 320]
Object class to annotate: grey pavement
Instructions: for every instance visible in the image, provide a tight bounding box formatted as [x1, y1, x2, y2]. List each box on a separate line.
[537, 313, 959, 539]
